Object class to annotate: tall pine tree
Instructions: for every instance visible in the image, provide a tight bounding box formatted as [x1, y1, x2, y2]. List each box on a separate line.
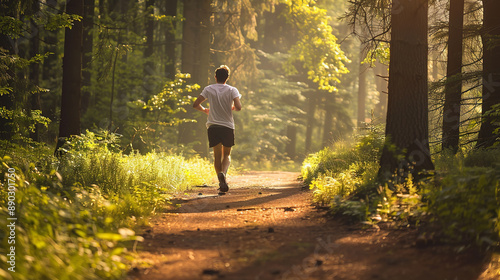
[379, 0, 434, 179]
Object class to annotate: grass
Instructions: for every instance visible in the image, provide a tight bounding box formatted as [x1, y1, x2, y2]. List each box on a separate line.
[0, 131, 212, 279]
[301, 126, 384, 207]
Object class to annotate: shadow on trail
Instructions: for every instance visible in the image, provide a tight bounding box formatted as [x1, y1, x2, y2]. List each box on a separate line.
[166, 183, 303, 214]
[137, 219, 489, 280]
[221, 228, 489, 280]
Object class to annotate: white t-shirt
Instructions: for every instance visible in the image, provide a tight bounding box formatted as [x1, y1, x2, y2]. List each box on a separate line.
[200, 83, 242, 129]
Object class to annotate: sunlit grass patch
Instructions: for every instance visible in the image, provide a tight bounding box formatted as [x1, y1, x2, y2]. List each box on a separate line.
[302, 126, 384, 206]
[0, 132, 212, 279]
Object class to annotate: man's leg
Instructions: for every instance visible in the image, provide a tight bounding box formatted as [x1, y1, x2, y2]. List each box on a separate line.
[221, 145, 231, 174]
[212, 143, 223, 174]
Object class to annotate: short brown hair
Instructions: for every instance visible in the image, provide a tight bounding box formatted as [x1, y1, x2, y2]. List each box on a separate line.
[215, 65, 230, 83]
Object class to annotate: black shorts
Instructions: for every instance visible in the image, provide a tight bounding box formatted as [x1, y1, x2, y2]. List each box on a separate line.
[207, 125, 235, 148]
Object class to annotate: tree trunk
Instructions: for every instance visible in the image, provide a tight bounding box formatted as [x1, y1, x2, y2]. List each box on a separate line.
[142, 0, 155, 109]
[286, 125, 297, 160]
[322, 95, 334, 147]
[165, 0, 178, 80]
[442, 0, 464, 152]
[81, 0, 95, 116]
[177, 0, 211, 157]
[305, 93, 316, 154]
[29, 0, 41, 141]
[379, 0, 434, 180]
[144, 0, 155, 76]
[374, 61, 388, 122]
[263, 4, 286, 53]
[195, 0, 211, 157]
[94, 0, 105, 107]
[0, 5, 16, 140]
[177, 0, 197, 147]
[357, 46, 368, 128]
[57, 0, 84, 146]
[476, 0, 500, 148]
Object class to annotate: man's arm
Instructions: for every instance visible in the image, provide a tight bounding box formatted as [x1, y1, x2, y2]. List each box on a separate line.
[193, 95, 209, 115]
[232, 97, 242, 111]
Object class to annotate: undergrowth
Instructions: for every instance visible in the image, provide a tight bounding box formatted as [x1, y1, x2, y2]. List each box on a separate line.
[303, 125, 500, 247]
[302, 125, 384, 207]
[0, 131, 212, 279]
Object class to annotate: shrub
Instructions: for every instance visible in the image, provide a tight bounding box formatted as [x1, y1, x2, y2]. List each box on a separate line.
[423, 164, 500, 245]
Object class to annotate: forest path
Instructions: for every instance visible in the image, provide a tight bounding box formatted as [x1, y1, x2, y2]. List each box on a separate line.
[127, 171, 494, 280]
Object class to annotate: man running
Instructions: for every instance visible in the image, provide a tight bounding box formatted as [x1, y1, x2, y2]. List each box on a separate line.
[193, 65, 242, 193]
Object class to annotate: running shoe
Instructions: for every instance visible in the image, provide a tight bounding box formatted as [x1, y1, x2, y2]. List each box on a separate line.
[218, 172, 229, 192]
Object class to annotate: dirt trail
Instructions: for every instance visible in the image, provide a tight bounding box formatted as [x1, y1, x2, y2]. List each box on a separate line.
[127, 171, 496, 280]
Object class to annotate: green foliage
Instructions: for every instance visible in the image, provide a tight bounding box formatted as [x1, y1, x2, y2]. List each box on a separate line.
[362, 43, 390, 66]
[302, 125, 385, 222]
[301, 124, 384, 187]
[0, 165, 140, 279]
[0, 48, 51, 142]
[311, 171, 363, 204]
[463, 147, 500, 167]
[484, 103, 500, 139]
[423, 166, 500, 245]
[421, 147, 500, 245]
[304, 127, 500, 245]
[135, 73, 200, 126]
[0, 135, 212, 279]
[302, 124, 427, 224]
[42, 14, 82, 31]
[374, 176, 423, 225]
[0, 16, 23, 38]
[282, 0, 350, 92]
[57, 130, 211, 201]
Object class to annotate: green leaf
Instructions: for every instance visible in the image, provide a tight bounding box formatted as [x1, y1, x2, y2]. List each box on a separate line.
[96, 232, 123, 241]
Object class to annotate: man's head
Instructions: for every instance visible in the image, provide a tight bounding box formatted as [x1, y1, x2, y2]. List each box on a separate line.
[215, 65, 230, 83]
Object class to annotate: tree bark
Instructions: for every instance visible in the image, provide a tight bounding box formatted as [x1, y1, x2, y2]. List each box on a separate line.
[305, 93, 316, 153]
[442, 0, 464, 152]
[379, 0, 434, 180]
[29, 0, 41, 141]
[81, 0, 95, 115]
[357, 46, 368, 128]
[476, 0, 500, 148]
[57, 0, 84, 143]
[0, 5, 16, 140]
[164, 0, 178, 80]
[286, 125, 297, 159]
[177, 0, 197, 147]
[142, 0, 156, 108]
[144, 0, 155, 76]
[322, 95, 334, 147]
[374, 61, 388, 122]
[177, 0, 211, 156]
